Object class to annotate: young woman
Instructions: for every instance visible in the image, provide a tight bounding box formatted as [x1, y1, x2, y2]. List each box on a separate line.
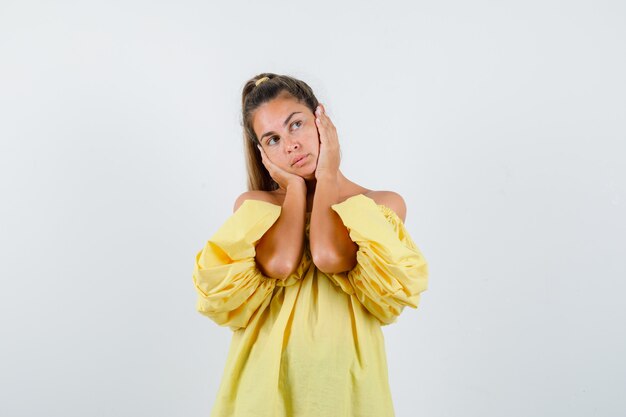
[193, 73, 429, 417]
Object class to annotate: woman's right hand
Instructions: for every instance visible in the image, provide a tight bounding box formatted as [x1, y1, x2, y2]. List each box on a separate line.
[257, 144, 305, 190]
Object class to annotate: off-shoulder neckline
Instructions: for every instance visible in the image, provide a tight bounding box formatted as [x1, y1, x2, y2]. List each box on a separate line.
[240, 193, 404, 224]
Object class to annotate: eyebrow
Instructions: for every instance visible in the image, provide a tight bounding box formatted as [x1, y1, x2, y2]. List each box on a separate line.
[259, 111, 302, 141]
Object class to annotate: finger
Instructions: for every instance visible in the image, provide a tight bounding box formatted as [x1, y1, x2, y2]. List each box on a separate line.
[317, 114, 336, 147]
[315, 115, 325, 142]
[258, 144, 271, 162]
[318, 103, 330, 122]
[316, 104, 325, 121]
[258, 144, 285, 178]
[319, 106, 334, 129]
[319, 116, 334, 140]
[317, 107, 335, 134]
[316, 119, 326, 145]
[257, 144, 271, 168]
[315, 105, 326, 126]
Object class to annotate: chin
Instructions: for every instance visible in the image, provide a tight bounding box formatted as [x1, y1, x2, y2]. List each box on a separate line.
[302, 165, 317, 178]
[290, 163, 316, 177]
[302, 169, 317, 180]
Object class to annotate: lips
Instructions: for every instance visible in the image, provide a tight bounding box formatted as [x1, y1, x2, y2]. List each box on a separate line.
[291, 154, 307, 166]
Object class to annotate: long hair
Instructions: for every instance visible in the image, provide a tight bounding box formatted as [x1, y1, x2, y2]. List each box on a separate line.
[241, 73, 320, 191]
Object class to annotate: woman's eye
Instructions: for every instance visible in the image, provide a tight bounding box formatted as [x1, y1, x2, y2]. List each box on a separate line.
[268, 136, 279, 145]
[292, 120, 302, 129]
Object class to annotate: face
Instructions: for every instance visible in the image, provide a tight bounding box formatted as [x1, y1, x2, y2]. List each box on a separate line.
[252, 92, 319, 180]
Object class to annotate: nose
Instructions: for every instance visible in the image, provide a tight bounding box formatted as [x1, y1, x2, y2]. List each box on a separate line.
[284, 136, 300, 152]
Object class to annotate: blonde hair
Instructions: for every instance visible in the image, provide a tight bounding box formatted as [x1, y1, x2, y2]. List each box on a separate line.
[241, 73, 320, 191]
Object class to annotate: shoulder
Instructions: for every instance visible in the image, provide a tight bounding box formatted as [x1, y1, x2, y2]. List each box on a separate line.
[233, 190, 281, 213]
[363, 190, 407, 223]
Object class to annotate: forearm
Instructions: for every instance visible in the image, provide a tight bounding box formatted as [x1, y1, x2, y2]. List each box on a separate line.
[255, 182, 307, 279]
[309, 174, 357, 273]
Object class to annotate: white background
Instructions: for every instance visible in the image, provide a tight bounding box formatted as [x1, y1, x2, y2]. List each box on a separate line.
[1, 0, 625, 416]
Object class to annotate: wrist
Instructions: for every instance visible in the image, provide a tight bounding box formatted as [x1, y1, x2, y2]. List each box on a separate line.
[286, 178, 306, 192]
[315, 172, 338, 183]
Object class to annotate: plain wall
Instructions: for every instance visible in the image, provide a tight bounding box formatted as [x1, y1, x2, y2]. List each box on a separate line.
[1, 0, 624, 416]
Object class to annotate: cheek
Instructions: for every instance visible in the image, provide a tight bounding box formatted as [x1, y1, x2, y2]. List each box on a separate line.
[265, 147, 290, 166]
[304, 125, 320, 147]
[265, 147, 282, 162]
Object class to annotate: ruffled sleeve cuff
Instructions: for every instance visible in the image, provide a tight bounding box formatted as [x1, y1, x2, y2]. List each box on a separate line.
[329, 194, 429, 325]
[192, 199, 281, 330]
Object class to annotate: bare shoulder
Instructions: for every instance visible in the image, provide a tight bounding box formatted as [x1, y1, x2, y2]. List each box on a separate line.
[363, 190, 407, 223]
[233, 190, 280, 213]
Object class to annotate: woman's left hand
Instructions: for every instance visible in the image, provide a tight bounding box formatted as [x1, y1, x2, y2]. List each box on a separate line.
[314, 103, 341, 179]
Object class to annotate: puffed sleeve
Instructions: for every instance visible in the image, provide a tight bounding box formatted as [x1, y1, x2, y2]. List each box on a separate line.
[192, 199, 281, 330]
[328, 194, 429, 325]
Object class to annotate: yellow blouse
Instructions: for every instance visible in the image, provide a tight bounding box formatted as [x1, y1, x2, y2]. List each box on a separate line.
[192, 193, 428, 417]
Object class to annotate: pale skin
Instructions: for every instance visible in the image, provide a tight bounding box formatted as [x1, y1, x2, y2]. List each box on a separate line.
[233, 91, 408, 279]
